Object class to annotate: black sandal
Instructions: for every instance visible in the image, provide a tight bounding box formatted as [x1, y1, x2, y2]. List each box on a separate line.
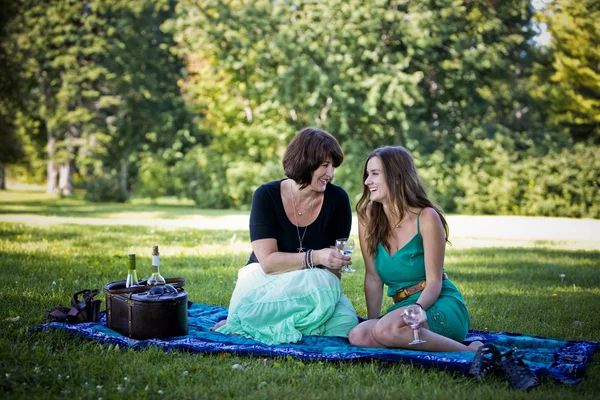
[498, 349, 539, 391]
[46, 289, 101, 323]
[468, 344, 501, 380]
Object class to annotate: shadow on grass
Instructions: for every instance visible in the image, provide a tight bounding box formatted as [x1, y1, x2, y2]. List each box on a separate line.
[446, 247, 600, 289]
[0, 194, 252, 220]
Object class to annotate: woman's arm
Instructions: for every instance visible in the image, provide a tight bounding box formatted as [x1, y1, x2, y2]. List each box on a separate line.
[415, 207, 446, 310]
[255, 239, 350, 274]
[359, 214, 384, 319]
[252, 238, 307, 274]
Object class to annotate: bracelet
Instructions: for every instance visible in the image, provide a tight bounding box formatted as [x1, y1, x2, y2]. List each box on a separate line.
[415, 302, 424, 310]
[305, 249, 314, 269]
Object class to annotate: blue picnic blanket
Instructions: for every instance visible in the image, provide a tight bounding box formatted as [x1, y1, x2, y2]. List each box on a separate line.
[33, 302, 598, 385]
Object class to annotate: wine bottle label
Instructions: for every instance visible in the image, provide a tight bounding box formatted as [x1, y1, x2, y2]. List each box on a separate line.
[152, 255, 160, 266]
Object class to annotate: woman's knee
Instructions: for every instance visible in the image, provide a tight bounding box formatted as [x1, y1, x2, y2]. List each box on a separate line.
[348, 324, 372, 346]
[371, 320, 409, 345]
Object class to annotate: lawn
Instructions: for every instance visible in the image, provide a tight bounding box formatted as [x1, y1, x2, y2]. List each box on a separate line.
[0, 189, 599, 399]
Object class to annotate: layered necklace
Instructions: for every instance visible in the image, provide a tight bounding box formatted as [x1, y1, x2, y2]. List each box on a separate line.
[288, 180, 315, 253]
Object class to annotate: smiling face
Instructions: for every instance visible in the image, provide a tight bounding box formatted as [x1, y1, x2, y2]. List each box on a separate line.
[309, 159, 334, 192]
[364, 156, 389, 204]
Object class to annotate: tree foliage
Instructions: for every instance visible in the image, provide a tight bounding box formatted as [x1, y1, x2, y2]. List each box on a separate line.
[1, 0, 598, 217]
[533, 0, 600, 142]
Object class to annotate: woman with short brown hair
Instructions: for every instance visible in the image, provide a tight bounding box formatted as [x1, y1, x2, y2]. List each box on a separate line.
[214, 127, 358, 344]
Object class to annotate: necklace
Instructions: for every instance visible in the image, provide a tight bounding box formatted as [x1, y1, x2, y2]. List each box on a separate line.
[289, 181, 315, 216]
[288, 180, 315, 252]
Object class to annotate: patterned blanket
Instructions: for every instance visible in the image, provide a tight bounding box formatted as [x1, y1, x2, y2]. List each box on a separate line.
[33, 302, 599, 385]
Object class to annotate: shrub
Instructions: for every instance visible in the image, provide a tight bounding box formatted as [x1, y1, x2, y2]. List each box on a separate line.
[135, 155, 171, 200]
[172, 146, 231, 208]
[83, 174, 129, 203]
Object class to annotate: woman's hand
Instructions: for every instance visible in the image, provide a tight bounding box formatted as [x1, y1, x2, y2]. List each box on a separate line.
[313, 248, 351, 271]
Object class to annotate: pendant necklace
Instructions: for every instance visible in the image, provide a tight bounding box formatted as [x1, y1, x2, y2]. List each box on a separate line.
[289, 180, 315, 252]
[290, 182, 315, 216]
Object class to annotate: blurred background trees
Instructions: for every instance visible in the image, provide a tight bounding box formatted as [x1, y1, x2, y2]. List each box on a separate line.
[1, 0, 598, 217]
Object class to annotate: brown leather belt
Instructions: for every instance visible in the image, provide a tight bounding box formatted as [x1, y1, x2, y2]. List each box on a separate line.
[392, 273, 448, 303]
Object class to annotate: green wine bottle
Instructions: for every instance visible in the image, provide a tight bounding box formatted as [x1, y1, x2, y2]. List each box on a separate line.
[125, 253, 139, 288]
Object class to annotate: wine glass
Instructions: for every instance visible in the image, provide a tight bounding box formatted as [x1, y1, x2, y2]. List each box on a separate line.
[403, 305, 426, 345]
[335, 238, 355, 273]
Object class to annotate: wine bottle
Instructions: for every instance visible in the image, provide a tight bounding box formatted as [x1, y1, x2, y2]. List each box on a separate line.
[125, 253, 139, 288]
[147, 245, 166, 286]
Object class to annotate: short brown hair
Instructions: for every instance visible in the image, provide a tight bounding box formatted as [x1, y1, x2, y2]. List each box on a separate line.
[283, 127, 344, 188]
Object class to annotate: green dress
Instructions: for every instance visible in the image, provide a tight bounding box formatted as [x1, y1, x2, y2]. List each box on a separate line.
[374, 210, 470, 342]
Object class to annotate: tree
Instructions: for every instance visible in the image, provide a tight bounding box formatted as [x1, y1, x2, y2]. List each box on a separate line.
[8, 0, 196, 196]
[98, 0, 200, 193]
[533, 0, 600, 142]
[12, 1, 123, 194]
[0, 0, 26, 189]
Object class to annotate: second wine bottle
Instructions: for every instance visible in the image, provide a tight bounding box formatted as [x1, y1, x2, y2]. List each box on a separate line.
[147, 245, 166, 286]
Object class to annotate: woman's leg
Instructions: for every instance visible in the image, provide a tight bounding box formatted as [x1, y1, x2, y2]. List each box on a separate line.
[350, 307, 483, 352]
[372, 308, 480, 352]
[348, 319, 381, 347]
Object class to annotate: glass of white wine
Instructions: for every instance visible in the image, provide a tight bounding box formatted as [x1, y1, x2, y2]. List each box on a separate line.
[403, 305, 427, 345]
[335, 238, 355, 273]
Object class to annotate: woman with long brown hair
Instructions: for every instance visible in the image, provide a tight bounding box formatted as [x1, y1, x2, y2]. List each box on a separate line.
[348, 146, 482, 352]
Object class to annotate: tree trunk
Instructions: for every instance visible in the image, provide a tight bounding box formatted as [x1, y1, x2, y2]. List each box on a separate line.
[58, 160, 74, 195]
[120, 158, 128, 193]
[58, 133, 76, 195]
[47, 134, 59, 193]
[0, 164, 5, 190]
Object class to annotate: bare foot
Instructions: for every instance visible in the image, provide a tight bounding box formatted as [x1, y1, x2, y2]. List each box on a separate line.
[210, 319, 227, 331]
[467, 341, 485, 352]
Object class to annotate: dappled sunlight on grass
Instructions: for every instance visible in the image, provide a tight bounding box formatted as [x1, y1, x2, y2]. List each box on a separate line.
[1, 217, 599, 398]
[1, 192, 600, 398]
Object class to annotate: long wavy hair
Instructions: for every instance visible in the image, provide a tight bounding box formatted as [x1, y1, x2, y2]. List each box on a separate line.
[355, 146, 449, 256]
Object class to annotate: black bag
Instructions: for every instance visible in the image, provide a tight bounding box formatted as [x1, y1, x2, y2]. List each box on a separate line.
[103, 278, 188, 340]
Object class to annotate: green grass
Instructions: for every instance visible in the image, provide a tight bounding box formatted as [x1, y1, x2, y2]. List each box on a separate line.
[0, 190, 599, 399]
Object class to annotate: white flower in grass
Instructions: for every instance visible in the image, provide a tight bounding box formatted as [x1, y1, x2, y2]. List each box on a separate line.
[232, 363, 245, 371]
[96, 385, 103, 390]
[182, 370, 189, 376]
[116, 384, 123, 391]
[52, 281, 56, 285]
[560, 274, 566, 283]
[123, 377, 128, 381]
[158, 390, 164, 395]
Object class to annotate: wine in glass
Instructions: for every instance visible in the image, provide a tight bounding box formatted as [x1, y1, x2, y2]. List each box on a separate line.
[335, 238, 355, 273]
[403, 305, 426, 345]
